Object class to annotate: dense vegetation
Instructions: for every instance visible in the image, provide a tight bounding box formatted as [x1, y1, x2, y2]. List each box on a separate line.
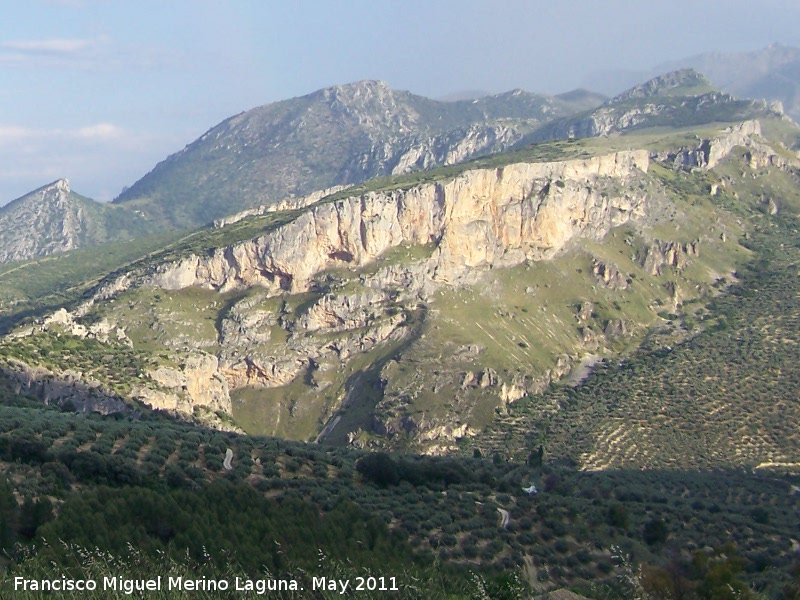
[0, 372, 795, 598]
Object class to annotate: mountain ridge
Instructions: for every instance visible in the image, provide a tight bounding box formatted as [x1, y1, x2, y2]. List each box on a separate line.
[110, 79, 605, 230]
[523, 69, 785, 144]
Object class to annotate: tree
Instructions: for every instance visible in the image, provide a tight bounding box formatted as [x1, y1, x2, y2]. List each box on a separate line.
[355, 452, 399, 487]
[643, 517, 668, 546]
[607, 504, 629, 529]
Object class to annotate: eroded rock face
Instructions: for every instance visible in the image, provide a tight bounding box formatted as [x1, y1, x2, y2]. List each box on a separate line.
[662, 120, 800, 172]
[1, 358, 134, 415]
[642, 240, 699, 276]
[147, 353, 230, 414]
[148, 150, 651, 294]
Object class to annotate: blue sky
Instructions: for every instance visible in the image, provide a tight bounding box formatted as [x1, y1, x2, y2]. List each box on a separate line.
[1, 0, 799, 204]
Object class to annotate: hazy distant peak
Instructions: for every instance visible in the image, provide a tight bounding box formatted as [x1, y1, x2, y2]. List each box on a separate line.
[437, 90, 493, 102]
[611, 69, 714, 103]
[555, 88, 608, 104]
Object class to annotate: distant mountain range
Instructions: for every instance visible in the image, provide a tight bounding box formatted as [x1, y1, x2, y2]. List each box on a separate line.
[527, 69, 784, 143]
[2, 66, 797, 454]
[3, 50, 800, 595]
[0, 82, 606, 263]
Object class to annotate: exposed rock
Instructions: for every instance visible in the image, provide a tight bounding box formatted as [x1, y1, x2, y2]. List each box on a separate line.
[0, 358, 135, 416]
[576, 301, 595, 321]
[604, 319, 628, 338]
[147, 150, 651, 294]
[212, 185, 349, 228]
[0, 179, 147, 264]
[147, 353, 230, 414]
[500, 382, 527, 403]
[591, 260, 628, 290]
[642, 240, 699, 276]
[664, 120, 800, 172]
[461, 371, 477, 388]
[765, 198, 779, 215]
[477, 368, 498, 388]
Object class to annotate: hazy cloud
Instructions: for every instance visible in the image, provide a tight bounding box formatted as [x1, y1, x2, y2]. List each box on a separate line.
[74, 123, 124, 140]
[2, 38, 95, 54]
[0, 35, 117, 71]
[0, 123, 124, 146]
[0, 121, 185, 203]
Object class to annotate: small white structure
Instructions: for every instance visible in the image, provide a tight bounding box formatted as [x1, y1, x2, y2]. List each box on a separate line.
[522, 484, 538, 495]
[223, 448, 233, 471]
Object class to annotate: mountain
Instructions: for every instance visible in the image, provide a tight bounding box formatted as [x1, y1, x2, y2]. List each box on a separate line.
[524, 69, 784, 143]
[2, 73, 800, 595]
[585, 44, 800, 123]
[3, 66, 798, 454]
[112, 80, 604, 230]
[656, 43, 800, 121]
[0, 179, 149, 264]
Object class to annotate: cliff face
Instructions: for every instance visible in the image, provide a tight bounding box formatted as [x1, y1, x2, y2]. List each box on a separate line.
[148, 150, 650, 295]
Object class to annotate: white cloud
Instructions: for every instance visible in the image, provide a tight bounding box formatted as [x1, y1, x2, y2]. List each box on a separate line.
[0, 126, 33, 142]
[75, 123, 124, 140]
[2, 38, 94, 54]
[0, 123, 125, 145]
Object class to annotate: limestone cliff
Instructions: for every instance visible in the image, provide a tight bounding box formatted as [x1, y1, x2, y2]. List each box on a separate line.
[148, 150, 650, 295]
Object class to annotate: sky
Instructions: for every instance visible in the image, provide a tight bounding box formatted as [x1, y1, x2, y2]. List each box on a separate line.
[1, 0, 799, 204]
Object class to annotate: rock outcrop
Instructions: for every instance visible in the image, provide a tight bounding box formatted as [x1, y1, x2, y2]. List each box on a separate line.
[146, 353, 231, 414]
[663, 120, 799, 171]
[641, 240, 699, 276]
[1, 358, 135, 415]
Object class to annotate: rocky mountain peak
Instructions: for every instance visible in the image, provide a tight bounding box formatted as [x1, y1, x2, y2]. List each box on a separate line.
[327, 79, 391, 98]
[113, 80, 604, 230]
[32, 178, 71, 199]
[611, 69, 712, 103]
